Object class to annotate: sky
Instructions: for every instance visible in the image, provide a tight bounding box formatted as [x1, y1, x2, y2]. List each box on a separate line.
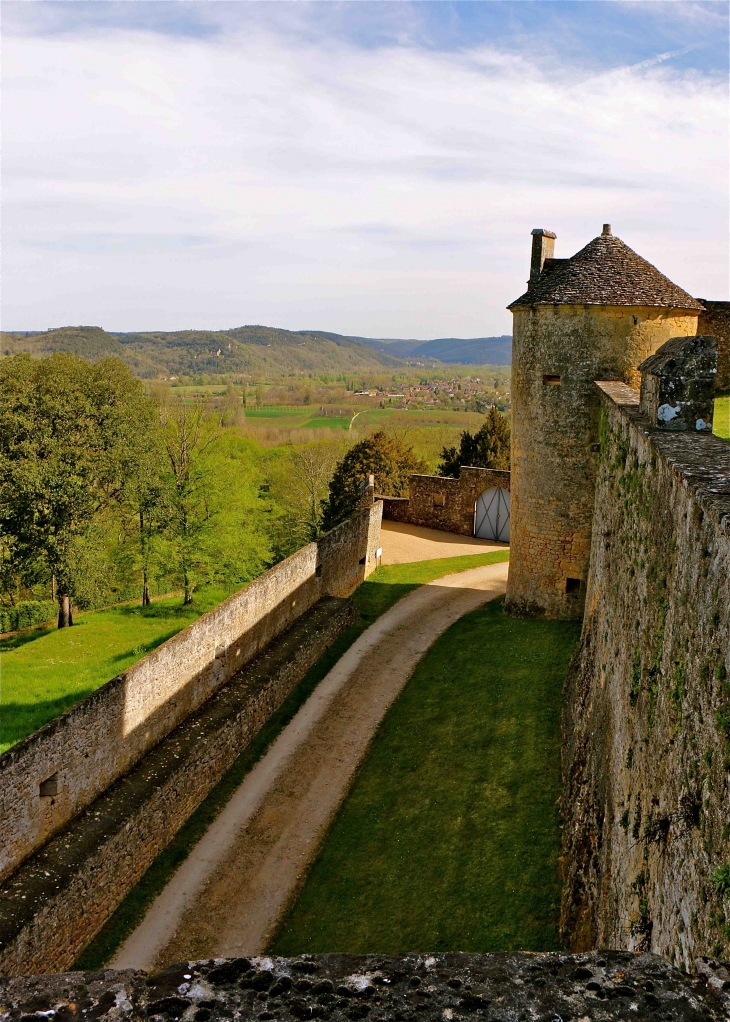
[2, 0, 728, 338]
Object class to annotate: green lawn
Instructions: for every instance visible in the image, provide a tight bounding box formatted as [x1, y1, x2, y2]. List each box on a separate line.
[76, 550, 509, 968]
[301, 416, 352, 429]
[271, 597, 580, 955]
[714, 394, 730, 440]
[0, 589, 231, 753]
[245, 406, 309, 418]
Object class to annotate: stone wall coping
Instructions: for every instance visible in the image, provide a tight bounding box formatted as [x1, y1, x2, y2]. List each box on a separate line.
[596, 380, 730, 534]
[1, 952, 727, 1019]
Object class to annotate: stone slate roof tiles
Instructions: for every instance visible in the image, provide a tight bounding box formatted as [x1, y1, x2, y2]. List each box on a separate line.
[509, 232, 704, 311]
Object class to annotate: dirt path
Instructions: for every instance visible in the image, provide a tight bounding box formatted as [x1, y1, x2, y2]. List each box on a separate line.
[112, 561, 508, 972]
[380, 520, 507, 564]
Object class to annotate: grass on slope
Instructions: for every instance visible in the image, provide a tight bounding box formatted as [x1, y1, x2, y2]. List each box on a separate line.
[75, 550, 509, 969]
[271, 597, 580, 956]
[714, 394, 730, 440]
[0, 589, 231, 753]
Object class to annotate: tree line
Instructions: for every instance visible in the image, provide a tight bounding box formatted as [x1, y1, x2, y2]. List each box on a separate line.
[0, 353, 270, 627]
[0, 353, 511, 630]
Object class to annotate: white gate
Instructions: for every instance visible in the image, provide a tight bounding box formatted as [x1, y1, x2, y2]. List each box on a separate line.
[474, 487, 510, 542]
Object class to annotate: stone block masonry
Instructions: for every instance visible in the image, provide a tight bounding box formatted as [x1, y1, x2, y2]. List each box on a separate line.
[1, 952, 729, 1020]
[0, 598, 356, 976]
[698, 300, 730, 391]
[0, 502, 382, 887]
[380, 467, 509, 537]
[561, 381, 730, 966]
[505, 303, 700, 621]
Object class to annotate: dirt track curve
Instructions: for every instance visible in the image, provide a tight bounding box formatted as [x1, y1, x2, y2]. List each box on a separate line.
[112, 560, 509, 972]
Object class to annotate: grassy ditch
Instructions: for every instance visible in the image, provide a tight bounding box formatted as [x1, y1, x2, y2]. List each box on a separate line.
[75, 550, 509, 969]
[271, 597, 580, 955]
[0, 589, 232, 754]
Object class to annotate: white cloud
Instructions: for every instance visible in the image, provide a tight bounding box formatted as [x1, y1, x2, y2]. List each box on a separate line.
[2, 21, 727, 335]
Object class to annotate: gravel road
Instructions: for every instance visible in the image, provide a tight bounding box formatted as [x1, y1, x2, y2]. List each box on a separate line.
[112, 561, 508, 972]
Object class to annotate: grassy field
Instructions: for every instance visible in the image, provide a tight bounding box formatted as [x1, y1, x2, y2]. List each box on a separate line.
[271, 597, 580, 955]
[714, 394, 730, 440]
[76, 550, 510, 968]
[0, 589, 231, 753]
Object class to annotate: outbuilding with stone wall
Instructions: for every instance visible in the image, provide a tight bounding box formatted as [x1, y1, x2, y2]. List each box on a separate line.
[380, 466, 510, 539]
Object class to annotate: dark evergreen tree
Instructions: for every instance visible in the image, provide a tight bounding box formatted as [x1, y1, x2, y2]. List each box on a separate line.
[321, 431, 426, 532]
[437, 407, 511, 477]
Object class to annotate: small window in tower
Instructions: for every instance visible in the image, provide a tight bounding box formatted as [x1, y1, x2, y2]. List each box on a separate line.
[433, 493, 446, 507]
[543, 375, 561, 386]
[565, 578, 581, 595]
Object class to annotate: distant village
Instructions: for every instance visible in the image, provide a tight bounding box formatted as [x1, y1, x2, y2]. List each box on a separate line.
[353, 377, 510, 412]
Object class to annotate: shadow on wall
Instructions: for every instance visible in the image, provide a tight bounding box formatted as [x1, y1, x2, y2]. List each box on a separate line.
[0, 503, 383, 887]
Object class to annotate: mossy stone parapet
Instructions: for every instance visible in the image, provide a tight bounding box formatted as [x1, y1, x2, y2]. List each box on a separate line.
[561, 382, 730, 966]
[504, 303, 700, 620]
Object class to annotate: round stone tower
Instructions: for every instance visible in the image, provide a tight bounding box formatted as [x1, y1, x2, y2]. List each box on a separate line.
[504, 225, 704, 619]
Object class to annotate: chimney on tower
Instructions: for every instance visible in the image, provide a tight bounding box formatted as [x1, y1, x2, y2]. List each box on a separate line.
[528, 229, 557, 289]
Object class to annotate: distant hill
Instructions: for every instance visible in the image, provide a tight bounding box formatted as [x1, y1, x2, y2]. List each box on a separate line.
[1, 325, 511, 376]
[357, 335, 512, 364]
[0, 326, 163, 377]
[1, 325, 404, 378]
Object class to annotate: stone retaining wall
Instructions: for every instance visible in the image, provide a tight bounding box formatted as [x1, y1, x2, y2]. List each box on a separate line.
[0, 598, 356, 976]
[0, 503, 382, 886]
[561, 381, 730, 966]
[380, 467, 509, 537]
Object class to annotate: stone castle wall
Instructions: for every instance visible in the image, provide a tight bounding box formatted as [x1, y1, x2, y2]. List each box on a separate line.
[380, 467, 509, 537]
[0, 598, 356, 975]
[698, 300, 730, 392]
[561, 381, 730, 967]
[0, 503, 382, 886]
[505, 304, 700, 620]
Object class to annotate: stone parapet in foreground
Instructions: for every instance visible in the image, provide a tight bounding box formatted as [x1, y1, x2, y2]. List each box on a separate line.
[1, 953, 729, 1021]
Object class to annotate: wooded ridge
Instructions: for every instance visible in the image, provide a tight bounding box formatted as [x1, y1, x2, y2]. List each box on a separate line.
[1, 325, 512, 377]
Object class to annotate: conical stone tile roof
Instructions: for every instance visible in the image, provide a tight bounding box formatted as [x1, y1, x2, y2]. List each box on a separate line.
[509, 231, 704, 311]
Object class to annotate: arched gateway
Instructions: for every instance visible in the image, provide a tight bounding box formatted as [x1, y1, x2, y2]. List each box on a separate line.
[474, 487, 510, 542]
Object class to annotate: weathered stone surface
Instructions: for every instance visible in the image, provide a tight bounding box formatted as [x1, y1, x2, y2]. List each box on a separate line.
[380, 468, 509, 538]
[561, 381, 730, 966]
[0, 599, 357, 976]
[697, 300, 730, 391]
[509, 228, 703, 312]
[639, 335, 718, 432]
[505, 226, 706, 621]
[1, 953, 728, 1020]
[505, 302, 702, 621]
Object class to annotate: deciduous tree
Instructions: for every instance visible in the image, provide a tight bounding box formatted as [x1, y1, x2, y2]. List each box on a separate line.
[0, 353, 152, 626]
[159, 402, 222, 604]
